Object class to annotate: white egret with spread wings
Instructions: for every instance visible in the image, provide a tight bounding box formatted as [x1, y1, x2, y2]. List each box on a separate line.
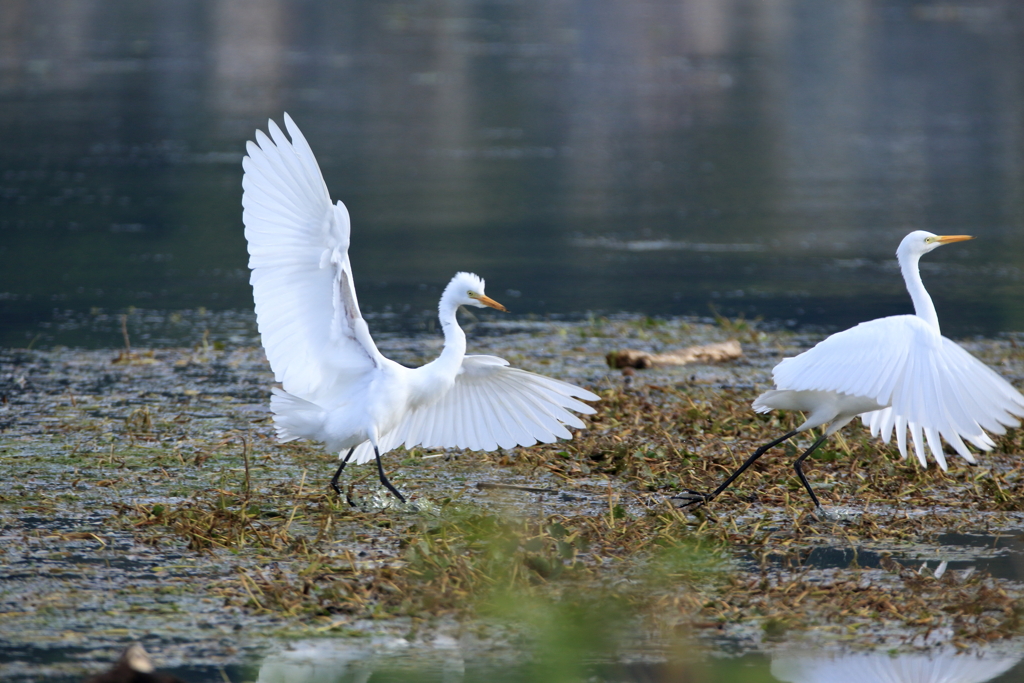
[242, 115, 599, 503]
[677, 231, 1024, 510]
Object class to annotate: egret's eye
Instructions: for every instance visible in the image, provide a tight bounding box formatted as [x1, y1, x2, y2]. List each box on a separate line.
[468, 291, 477, 298]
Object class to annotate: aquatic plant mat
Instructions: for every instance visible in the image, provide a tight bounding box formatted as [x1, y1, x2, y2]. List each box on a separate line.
[3, 314, 1024, 681]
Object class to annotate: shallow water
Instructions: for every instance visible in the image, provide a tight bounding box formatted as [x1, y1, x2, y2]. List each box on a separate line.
[3, 317, 1024, 681]
[3, 0, 1024, 348]
[758, 530, 1024, 582]
[9, 641, 1024, 682]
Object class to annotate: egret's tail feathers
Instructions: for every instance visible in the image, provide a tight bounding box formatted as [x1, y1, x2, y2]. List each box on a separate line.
[751, 390, 782, 414]
[270, 387, 325, 444]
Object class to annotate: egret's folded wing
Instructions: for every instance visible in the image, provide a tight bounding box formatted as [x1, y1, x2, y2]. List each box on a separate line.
[243, 114, 382, 399]
[772, 314, 1024, 465]
[348, 355, 599, 463]
[771, 315, 922, 406]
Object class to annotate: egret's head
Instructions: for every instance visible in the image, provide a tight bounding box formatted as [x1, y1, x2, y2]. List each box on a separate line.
[445, 272, 507, 311]
[897, 230, 973, 262]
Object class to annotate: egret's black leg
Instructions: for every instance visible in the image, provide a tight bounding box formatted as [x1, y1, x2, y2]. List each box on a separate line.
[673, 430, 800, 507]
[373, 446, 407, 504]
[331, 448, 356, 504]
[792, 433, 829, 508]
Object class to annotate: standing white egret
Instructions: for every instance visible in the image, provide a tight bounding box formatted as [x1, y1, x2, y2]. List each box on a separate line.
[678, 231, 1024, 510]
[242, 114, 599, 504]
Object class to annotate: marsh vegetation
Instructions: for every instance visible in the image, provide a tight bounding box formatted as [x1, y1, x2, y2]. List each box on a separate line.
[3, 313, 1024, 680]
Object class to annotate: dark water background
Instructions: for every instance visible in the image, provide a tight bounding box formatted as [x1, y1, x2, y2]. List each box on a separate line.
[3, 0, 1024, 348]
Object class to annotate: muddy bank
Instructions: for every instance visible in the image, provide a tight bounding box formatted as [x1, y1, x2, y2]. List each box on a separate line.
[2, 313, 1024, 681]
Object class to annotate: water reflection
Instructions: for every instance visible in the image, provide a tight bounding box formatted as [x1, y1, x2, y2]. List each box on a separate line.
[760, 529, 1024, 583]
[255, 638, 464, 683]
[255, 641, 375, 683]
[771, 649, 1023, 683]
[253, 640, 1024, 683]
[210, 0, 286, 118]
[2, 0, 1024, 347]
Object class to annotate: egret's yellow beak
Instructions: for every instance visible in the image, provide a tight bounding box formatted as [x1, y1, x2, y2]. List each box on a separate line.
[476, 294, 507, 312]
[936, 234, 974, 244]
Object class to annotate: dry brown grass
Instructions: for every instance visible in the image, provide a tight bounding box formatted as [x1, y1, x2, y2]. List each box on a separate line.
[98, 383, 1024, 649]
[4, 331, 1024, 656]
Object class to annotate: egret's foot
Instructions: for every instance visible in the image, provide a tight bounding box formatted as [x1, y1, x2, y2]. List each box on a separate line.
[810, 505, 836, 522]
[382, 484, 407, 505]
[670, 490, 714, 508]
[330, 448, 356, 502]
[328, 480, 359, 507]
[381, 494, 420, 514]
[347, 488, 415, 512]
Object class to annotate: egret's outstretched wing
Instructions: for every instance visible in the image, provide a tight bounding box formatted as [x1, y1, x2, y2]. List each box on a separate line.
[243, 114, 382, 399]
[349, 355, 599, 463]
[772, 314, 1024, 468]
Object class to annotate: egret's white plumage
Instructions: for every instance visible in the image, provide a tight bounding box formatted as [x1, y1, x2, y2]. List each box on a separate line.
[242, 114, 599, 502]
[678, 231, 1024, 509]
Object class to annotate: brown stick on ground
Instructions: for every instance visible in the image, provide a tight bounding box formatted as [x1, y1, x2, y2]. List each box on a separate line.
[606, 339, 742, 369]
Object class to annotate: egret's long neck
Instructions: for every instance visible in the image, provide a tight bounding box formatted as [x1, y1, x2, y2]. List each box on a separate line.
[434, 295, 467, 374]
[404, 295, 465, 409]
[899, 251, 940, 332]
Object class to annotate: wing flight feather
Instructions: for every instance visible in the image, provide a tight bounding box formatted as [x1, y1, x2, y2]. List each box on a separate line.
[243, 114, 382, 400]
[347, 356, 598, 464]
